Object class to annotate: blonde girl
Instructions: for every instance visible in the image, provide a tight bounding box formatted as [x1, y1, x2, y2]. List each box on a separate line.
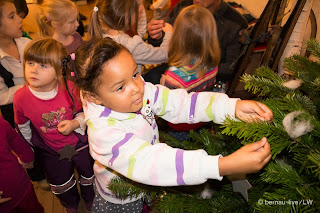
[89, 0, 173, 73]
[36, 0, 81, 77]
[13, 38, 94, 213]
[0, 0, 31, 127]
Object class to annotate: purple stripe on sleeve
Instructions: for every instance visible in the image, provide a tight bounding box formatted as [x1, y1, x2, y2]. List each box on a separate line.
[189, 93, 199, 123]
[175, 149, 186, 185]
[108, 133, 134, 166]
[154, 86, 159, 103]
[100, 107, 111, 118]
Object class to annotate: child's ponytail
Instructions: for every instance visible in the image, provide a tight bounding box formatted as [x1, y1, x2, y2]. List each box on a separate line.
[88, 6, 103, 39]
[36, 10, 53, 37]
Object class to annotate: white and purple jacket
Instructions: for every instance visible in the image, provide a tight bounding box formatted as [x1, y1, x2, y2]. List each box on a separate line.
[83, 82, 238, 204]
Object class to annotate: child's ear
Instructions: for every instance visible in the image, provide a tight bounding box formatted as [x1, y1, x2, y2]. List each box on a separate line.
[83, 91, 102, 105]
[51, 21, 59, 29]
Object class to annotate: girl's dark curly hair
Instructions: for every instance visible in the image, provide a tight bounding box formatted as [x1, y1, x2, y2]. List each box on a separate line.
[75, 37, 128, 94]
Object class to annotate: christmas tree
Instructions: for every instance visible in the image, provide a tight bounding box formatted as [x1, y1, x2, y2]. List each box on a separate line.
[108, 39, 320, 212]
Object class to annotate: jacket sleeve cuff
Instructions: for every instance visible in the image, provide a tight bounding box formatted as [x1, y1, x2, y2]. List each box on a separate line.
[199, 154, 223, 181]
[225, 98, 239, 118]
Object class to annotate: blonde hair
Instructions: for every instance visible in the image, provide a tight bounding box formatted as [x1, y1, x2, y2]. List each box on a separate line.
[168, 5, 221, 77]
[36, 0, 78, 37]
[89, 0, 139, 39]
[24, 37, 68, 87]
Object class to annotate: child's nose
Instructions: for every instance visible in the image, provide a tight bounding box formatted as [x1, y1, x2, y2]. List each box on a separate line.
[131, 81, 141, 94]
[30, 65, 38, 73]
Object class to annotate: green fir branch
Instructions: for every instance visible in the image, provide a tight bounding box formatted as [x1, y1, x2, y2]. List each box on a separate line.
[260, 160, 305, 187]
[221, 118, 291, 158]
[307, 39, 320, 59]
[108, 177, 159, 200]
[154, 185, 248, 213]
[241, 73, 292, 97]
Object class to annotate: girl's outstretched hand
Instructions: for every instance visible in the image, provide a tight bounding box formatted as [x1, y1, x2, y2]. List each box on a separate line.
[0, 191, 12, 204]
[219, 137, 272, 176]
[235, 100, 273, 122]
[58, 119, 79, 135]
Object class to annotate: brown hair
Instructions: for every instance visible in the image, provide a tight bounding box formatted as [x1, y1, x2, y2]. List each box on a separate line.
[89, 0, 139, 39]
[168, 5, 221, 77]
[36, 0, 78, 37]
[24, 37, 68, 87]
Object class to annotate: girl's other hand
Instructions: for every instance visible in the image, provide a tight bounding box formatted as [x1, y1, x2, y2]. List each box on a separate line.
[57, 119, 80, 135]
[219, 137, 272, 176]
[0, 191, 12, 204]
[235, 100, 273, 122]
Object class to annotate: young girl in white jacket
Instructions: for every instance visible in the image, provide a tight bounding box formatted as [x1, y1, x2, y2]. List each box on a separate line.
[75, 38, 273, 212]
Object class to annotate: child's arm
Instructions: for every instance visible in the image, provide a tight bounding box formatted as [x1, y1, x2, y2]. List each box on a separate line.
[146, 83, 272, 124]
[58, 81, 85, 135]
[128, 26, 172, 65]
[2, 117, 34, 167]
[89, 122, 271, 186]
[57, 119, 80, 135]
[0, 82, 23, 106]
[0, 191, 12, 204]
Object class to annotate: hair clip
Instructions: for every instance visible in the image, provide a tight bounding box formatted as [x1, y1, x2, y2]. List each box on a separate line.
[70, 53, 75, 61]
[93, 6, 99, 12]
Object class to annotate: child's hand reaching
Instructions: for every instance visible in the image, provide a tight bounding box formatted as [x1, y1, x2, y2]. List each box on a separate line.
[219, 137, 272, 176]
[58, 119, 80, 135]
[0, 191, 12, 204]
[18, 158, 34, 169]
[235, 100, 273, 122]
[162, 23, 173, 33]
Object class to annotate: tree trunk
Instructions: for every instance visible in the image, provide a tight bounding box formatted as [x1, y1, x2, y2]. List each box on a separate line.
[278, 0, 314, 75]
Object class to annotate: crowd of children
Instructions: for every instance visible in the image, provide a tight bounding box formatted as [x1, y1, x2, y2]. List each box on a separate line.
[0, 0, 273, 213]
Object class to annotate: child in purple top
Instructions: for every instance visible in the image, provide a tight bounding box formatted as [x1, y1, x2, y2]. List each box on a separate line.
[0, 115, 44, 213]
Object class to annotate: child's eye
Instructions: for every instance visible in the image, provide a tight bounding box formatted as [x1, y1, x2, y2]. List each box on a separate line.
[116, 86, 123, 92]
[41, 64, 48, 68]
[133, 73, 139, 78]
[27, 61, 34, 66]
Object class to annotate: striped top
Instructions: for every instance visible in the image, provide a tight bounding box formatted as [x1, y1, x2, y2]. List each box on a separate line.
[163, 65, 218, 92]
[83, 81, 238, 204]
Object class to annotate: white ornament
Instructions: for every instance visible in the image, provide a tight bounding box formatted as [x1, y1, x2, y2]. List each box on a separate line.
[283, 111, 313, 138]
[282, 79, 303, 90]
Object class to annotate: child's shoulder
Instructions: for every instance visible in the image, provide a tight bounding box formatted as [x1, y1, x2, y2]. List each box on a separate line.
[13, 84, 29, 102]
[15, 84, 28, 95]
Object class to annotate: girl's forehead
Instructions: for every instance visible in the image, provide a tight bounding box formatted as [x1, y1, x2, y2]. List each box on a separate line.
[1, 2, 15, 13]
